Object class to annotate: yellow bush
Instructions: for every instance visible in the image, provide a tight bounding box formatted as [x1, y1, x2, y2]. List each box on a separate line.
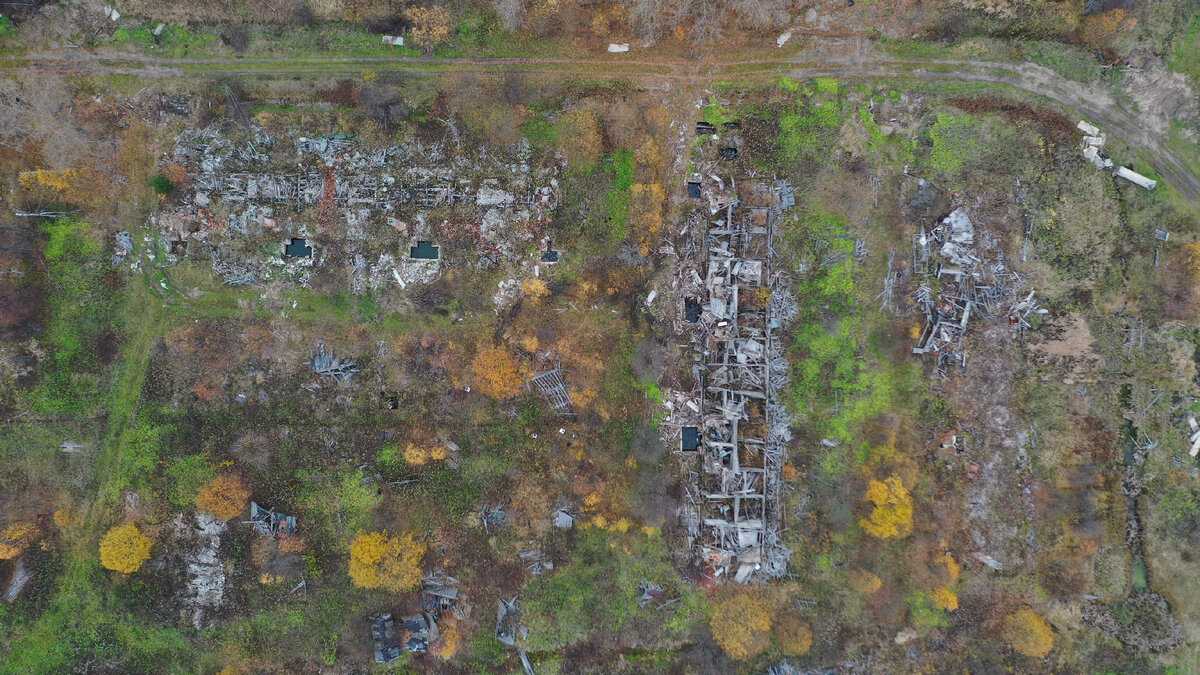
[196, 474, 251, 521]
[859, 475, 913, 539]
[349, 531, 425, 592]
[931, 586, 959, 611]
[1003, 608, 1054, 658]
[0, 522, 39, 560]
[710, 593, 773, 660]
[521, 278, 550, 304]
[99, 523, 153, 574]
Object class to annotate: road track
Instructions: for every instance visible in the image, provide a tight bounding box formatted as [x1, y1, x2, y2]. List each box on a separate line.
[4, 46, 1198, 201]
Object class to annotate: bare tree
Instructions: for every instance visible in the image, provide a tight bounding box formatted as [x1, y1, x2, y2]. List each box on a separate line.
[493, 0, 525, 32]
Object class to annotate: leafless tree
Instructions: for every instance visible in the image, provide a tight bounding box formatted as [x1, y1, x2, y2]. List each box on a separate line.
[492, 0, 525, 32]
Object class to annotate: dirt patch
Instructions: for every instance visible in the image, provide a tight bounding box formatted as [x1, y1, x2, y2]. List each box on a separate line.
[947, 95, 1076, 143]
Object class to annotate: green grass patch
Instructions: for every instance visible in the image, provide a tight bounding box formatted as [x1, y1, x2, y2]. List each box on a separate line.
[111, 23, 218, 58]
[0, 15, 14, 39]
[28, 219, 118, 416]
[1170, 13, 1200, 89]
[522, 529, 705, 652]
[602, 149, 635, 244]
[165, 454, 216, 509]
[778, 92, 844, 165]
[927, 112, 984, 177]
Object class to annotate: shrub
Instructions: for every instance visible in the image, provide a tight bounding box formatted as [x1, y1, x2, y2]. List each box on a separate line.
[196, 474, 251, 521]
[166, 454, 216, 508]
[710, 592, 772, 660]
[1002, 608, 1054, 658]
[407, 6, 452, 52]
[99, 523, 153, 574]
[149, 174, 174, 195]
[859, 475, 913, 539]
[0, 521, 39, 559]
[471, 346, 524, 399]
[348, 531, 425, 592]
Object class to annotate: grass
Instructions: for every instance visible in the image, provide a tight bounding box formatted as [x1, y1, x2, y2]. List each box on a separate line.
[111, 23, 218, 58]
[1169, 12, 1200, 89]
[27, 219, 118, 417]
[5, 265, 183, 673]
[521, 529, 704, 653]
[602, 149, 636, 245]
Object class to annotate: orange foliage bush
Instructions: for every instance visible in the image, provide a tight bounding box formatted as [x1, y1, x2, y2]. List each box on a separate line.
[99, 523, 153, 574]
[18, 168, 107, 209]
[0, 522, 39, 560]
[931, 586, 959, 611]
[710, 592, 773, 660]
[1003, 608, 1055, 658]
[349, 531, 425, 592]
[196, 474, 251, 521]
[471, 345, 525, 399]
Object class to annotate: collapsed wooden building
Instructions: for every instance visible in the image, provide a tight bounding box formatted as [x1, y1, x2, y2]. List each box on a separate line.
[676, 175, 794, 583]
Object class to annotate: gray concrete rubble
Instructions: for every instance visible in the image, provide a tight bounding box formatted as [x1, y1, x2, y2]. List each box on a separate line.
[665, 167, 796, 583]
[177, 512, 227, 629]
[159, 125, 560, 292]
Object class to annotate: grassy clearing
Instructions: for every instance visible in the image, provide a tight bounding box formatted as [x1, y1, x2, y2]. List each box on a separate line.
[27, 219, 118, 417]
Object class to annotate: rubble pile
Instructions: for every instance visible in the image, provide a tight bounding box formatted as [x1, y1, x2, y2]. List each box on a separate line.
[159, 124, 561, 290]
[911, 207, 1039, 378]
[665, 126, 795, 583]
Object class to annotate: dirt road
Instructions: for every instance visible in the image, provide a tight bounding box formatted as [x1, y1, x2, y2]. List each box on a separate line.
[5, 45, 1198, 201]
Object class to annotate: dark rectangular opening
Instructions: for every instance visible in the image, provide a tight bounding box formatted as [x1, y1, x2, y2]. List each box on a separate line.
[284, 237, 312, 258]
[684, 297, 701, 323]
[681, 426, 700, 451]
[723, 121, 741, 130]
[696, 122, 716, 135]
[686, 182, 701, 199]
[541, 249, 560, 263]
[719, 147, 739, 160]
[409, 240, 440, 260]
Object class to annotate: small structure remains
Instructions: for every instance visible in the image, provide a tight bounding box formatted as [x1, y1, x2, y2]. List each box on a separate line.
[910, 207, 1042, 376]
[409, 240, 440, 260]
[247, 501, 297, 537]
[381, 35, 405, 46]
[1187, 414, 1200, 457]
[1077, 120, 1157, 190]
[284, 237, 312, 258]
[607, 43, 630, 53]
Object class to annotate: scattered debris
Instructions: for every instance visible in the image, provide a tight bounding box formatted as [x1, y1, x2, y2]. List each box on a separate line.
[911, 207, 1033, 377]
[1077, 120, 1157, 190]
[3, 556, 32, 603]
[530, 368, 572, 415]
[607, 43, 630, 53]
[310, 342, 359, 382]
[112, 231, 133, 267]
[776, 31, 793, 48]
[1186, 414, 1200, 457]
[381, 35, 405, 47]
